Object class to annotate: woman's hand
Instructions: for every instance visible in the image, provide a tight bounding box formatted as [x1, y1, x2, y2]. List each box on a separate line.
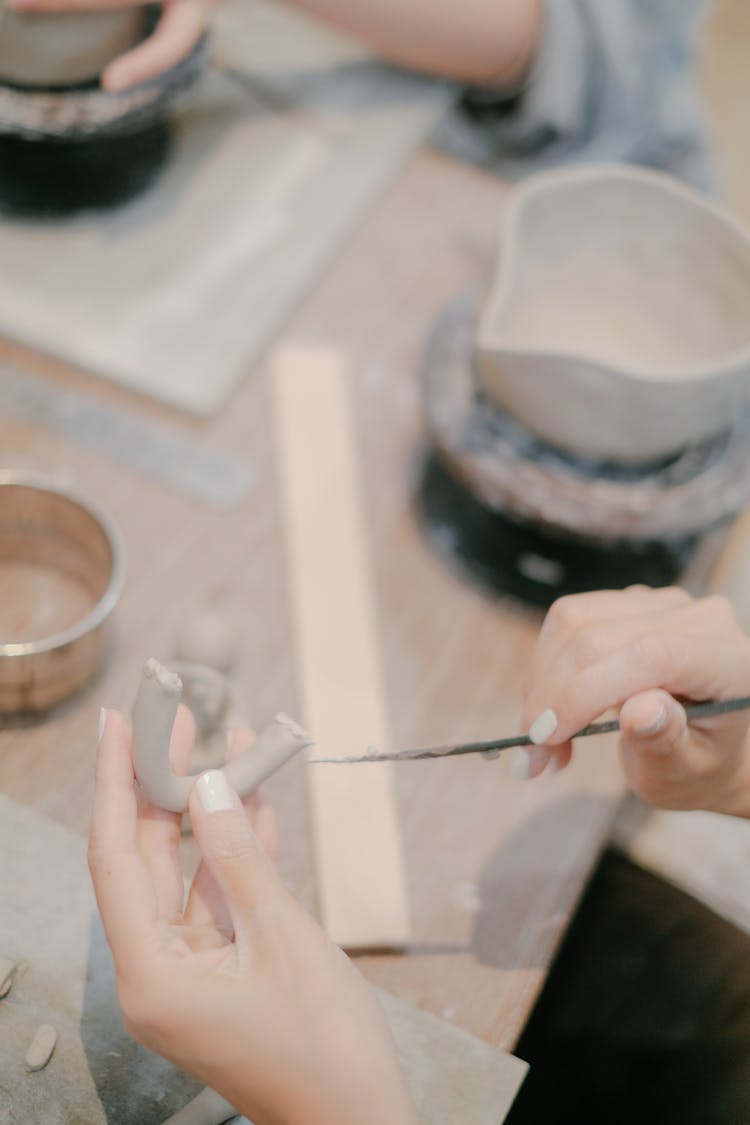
[516, 587, 750, 818]
[5, 0, 216, 91]
[89, 708, 418, 1125]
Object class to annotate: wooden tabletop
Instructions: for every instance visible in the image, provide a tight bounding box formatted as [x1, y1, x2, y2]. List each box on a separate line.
[0, 148, 625, 1052]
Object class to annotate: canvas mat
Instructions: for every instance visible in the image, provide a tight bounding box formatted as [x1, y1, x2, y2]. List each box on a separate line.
[0, 0, 451, 414]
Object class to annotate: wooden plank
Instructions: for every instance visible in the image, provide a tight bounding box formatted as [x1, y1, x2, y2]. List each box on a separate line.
[273, 345, 411, 949]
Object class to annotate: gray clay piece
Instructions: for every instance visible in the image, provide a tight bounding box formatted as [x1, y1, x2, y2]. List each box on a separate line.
[25, 1023, 57, 1072]
[132, 658, 313, 812]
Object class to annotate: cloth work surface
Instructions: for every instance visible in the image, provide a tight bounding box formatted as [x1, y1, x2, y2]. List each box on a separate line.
[438, 0, 714, 191]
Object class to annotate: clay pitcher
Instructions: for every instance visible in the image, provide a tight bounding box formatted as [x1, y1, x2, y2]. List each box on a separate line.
[476, 164, 750, 465]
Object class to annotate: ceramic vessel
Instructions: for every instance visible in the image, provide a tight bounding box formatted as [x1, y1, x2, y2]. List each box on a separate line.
[0, 7, 144, 88]
[476, 165, 750, 464]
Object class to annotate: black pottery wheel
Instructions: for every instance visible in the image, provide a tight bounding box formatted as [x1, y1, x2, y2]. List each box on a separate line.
[420, 291, 750, 607]
[0, 123, 171, 216]
[418, 452, 703, 608]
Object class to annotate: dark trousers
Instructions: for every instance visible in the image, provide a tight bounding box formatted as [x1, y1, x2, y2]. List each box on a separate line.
[507, 851, 750, 1125]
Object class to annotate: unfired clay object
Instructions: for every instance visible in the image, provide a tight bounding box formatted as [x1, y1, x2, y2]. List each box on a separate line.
[476, 164, 750, 464]
[171, 662, 247, 774]
[0, 8, 145, 88]
[174, 610, 242, 676]
[132, 658, 313, 813]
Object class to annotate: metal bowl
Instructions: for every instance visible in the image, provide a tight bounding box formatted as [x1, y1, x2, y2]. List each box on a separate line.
[0, 471, 126, 712]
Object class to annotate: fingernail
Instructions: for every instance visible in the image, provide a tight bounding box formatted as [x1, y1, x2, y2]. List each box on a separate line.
[196, 770, 238, 813]
[511, 747, 533, 780]
[634, 704, 667, 737]
[529, 708, 558, 745]
[98, 708, 107, 742]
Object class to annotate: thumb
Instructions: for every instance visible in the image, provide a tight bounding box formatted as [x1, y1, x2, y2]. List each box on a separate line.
[189, 770, 282, 939]
[619, 689, 689, 761]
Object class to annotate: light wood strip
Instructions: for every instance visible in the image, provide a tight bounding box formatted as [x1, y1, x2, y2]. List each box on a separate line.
[273, 345, 411, 949]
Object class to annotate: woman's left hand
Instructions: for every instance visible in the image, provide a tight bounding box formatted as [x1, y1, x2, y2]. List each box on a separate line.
[89, 706, 418, 1125]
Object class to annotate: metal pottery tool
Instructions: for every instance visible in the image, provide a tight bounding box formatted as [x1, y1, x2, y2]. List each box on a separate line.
[309, 696, 750, 764]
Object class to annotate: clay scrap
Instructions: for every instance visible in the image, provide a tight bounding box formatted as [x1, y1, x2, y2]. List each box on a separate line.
[25, 1024, 57, 1073]
[132, 658, 313, 812]
[0, 955, 17, 999]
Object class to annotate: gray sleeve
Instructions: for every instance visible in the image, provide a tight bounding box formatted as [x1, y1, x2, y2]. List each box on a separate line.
[437, 0, 715, 191]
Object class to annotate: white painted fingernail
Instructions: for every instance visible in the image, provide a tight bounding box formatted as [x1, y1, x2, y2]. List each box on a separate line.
[98, 708, 106, 742]
[529, 709, 558, 745]
[635, 704, 667, 737]
[512, 747, 533, 780]
[196, 770, 238, 813]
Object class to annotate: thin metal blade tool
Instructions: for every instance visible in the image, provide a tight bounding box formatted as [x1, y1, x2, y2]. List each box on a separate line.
[308, 696, 750, 764]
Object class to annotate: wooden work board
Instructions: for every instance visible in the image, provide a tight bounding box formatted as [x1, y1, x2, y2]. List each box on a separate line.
[0, 148, 625, 1053]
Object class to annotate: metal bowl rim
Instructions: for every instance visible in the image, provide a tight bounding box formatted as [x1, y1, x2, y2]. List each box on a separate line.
[0, 469, 126, 659]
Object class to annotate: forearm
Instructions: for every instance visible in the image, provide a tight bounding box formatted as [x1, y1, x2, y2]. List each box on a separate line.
[285, 0, 544, 86]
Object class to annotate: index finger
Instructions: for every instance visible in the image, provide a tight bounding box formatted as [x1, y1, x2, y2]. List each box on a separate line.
[89, 709, 160, 968]
[102, 0, 208, 92]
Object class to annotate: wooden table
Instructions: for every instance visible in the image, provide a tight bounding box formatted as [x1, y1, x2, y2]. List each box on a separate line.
[0, 148, 624, 1052]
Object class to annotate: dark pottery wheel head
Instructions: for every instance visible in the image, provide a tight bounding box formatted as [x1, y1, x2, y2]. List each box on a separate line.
[0, 19, 207, 215]
[0, 123, 171, 216]
[418, 453, 705, 608]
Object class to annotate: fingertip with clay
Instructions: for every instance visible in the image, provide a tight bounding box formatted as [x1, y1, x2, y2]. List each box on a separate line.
[94, 707, 132, 769]
[512, 708, 562, 779]
[529, 708, 559, 745]
[195, 770, 241, 815]
[511, 745, 554, 780]
[188, 768, 279, 915]
[619, 690, 686, 755]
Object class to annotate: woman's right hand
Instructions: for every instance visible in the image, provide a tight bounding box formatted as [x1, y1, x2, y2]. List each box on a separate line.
[89, 710, 418, 1125]
[517, 587, 750, 819]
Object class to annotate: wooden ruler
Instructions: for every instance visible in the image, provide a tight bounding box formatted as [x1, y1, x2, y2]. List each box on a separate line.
[273, 345, 410, 949]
